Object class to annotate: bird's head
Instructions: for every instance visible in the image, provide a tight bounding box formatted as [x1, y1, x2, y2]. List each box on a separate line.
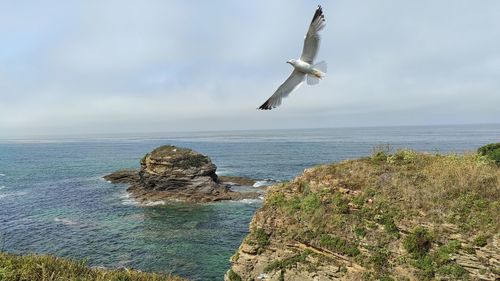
[286, 59, 296, 66]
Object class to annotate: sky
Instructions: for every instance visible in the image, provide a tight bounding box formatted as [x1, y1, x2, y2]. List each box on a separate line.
[1, 0, 499, 138]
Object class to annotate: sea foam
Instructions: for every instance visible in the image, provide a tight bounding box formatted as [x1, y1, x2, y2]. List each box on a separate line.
[120, 192, 139, 206]
[143, 200, 166, 206]
[238, 198, 263, 204]
[253, 179, 278, 188]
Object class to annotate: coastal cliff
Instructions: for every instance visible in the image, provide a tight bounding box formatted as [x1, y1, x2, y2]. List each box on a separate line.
[105, 145, 260, 203]
[226, 150, 499, 280]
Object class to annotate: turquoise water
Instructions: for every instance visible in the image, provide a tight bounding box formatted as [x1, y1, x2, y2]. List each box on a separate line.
[0, 125, 499, 280]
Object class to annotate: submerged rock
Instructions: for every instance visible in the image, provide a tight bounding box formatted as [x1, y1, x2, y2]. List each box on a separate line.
[105, 145, 260, 204]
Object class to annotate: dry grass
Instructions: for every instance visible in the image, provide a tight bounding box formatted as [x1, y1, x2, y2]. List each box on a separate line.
[0, 252, 186, 281]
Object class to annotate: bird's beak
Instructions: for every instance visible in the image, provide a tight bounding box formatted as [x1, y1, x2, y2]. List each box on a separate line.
[286, 60, 292, 64]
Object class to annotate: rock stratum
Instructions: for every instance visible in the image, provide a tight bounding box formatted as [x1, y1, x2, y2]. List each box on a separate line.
[226, 150, 499, 281]
[105, 145, 260, 203]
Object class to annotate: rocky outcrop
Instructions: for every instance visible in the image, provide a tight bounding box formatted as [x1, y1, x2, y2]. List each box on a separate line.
[105, 145, 260, 203]
[138, 145, 221, 195]
[226, 151, 500, 281]
[104, 169, 138, 183]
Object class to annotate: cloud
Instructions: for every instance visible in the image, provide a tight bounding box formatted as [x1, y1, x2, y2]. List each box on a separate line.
[0, 0, 499, 137]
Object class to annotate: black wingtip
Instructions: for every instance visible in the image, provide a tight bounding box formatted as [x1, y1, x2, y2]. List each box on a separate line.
[311, 5, 324, 23]
[258, 100, 272, 110]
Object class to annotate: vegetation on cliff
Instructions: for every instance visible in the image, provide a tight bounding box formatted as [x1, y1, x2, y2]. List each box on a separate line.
[478, 142, 500, 165]
[0, 252, 185, 281]
[146, 145, 211, 169]
[229, 147, 499, 280]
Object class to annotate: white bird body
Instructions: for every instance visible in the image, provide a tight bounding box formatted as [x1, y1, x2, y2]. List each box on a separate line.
[287, 59, 325, 79]
[258, 6, 326, 110]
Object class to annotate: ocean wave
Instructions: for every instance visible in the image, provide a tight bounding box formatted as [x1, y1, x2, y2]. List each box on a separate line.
[0, 173, 5, 176]
[236, 198, 263, 204]
[98, 176, 112, 183]
[215, 169, 233, 176]
[54, 217, 78, 226]
[0, 186, 5, 190]
[0, 191, 28, 199]
[253, 179, 278, 188]
[120, 192, 139, 206]
[143, 200, 166, 206]
[120, 192, 131, 199]
[122, 199, 139, 206]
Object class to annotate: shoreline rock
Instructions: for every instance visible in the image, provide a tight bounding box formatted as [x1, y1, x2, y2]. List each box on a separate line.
[104, 145, 262, 204]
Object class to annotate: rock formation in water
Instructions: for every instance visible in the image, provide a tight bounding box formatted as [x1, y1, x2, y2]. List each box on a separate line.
[226, 150, 499, 281]
[105, 145, 260, 203]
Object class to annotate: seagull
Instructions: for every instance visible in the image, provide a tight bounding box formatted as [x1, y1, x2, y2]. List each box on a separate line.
[258, 5, 327, 110]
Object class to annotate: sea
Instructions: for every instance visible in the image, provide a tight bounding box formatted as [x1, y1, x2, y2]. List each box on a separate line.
[0, 125, 499, 280]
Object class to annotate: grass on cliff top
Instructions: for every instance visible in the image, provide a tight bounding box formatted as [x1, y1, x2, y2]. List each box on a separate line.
[145, 145, 210, 168]
[254, 148, 499, 280]
[0, 252, 186, 281]
[149, 145, 193, 157]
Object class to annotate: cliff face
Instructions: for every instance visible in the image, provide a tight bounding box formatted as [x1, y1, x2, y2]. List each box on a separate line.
[227, 151, 499, 281]
[105, 145, 260, 203]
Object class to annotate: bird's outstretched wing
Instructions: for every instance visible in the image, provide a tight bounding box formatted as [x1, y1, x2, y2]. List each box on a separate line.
[258, 70, 306, 110]
[300, 5, 325, 64]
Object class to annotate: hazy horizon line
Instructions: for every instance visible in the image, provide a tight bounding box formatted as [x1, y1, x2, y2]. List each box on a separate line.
[1, 122, 499, 142]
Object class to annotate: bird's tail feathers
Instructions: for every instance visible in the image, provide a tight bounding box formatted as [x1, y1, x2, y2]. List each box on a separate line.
[313, 61, 327, 73]
[308, 61, 327, 85]
[307, 74, 320, 85]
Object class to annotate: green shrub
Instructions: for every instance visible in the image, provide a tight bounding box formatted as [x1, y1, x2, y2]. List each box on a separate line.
[437, 264, 467, 278]
[404, 227, 432, 258]
[372, 151, 388, 162]
[473, 235, 488, 247]
[371, 145, 391, 162]
[301, 193, 321, 214]
[477, 143, 500, 164]
[354, 226, 366, 238]
[331, 193, 349, 214]
[253, 228, 270, 247]
[379, 213, 400, 237]
[227, 269, 242, 281]
[264, 250, 311, 273]
[179, 154, 208, 168]
[413, 255, 435, 280]
[435, 240, 460, 266]
[267, 193, 286, 207]
[319, 234, 360, 257]
[370, 248, 390, 272]
[285, 196, 302, 214]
